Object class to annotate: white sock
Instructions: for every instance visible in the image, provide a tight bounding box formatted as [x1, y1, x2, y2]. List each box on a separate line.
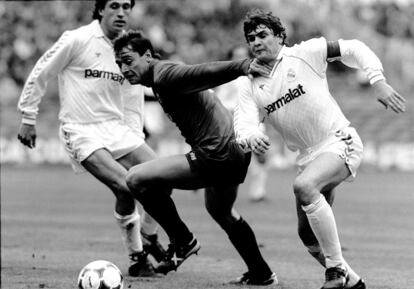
[302, 195, 344, 269]
[114, 208, 143, 260]
[249, 160, 268, 200]
[307, 245, 361, 286]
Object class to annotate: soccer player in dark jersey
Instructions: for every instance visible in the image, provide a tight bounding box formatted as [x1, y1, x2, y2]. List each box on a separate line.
[113, 30, 277, 285]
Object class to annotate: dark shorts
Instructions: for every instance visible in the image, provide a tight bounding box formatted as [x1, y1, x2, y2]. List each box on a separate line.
[185, 141, 251, 186]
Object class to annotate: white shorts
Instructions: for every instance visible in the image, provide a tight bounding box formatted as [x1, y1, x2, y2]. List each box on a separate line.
[59, 119, 145, 173]
[296, 127, 363, 181]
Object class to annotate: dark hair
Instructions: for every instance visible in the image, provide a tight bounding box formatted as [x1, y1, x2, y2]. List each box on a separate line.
[243, 9, 287, 45]
[114, 30, 157, 57]
[92, 0, 135, 21]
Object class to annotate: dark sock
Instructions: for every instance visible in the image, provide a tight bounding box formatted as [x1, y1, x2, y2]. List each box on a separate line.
[226, 217, 272, 278]
[136, 189, 192, 243]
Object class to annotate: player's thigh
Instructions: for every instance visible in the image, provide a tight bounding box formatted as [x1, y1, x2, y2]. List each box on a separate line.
[204, 185, 239, 219]
[297, 152, 350, 192]
[81, 148, 128, 190]
[127, 154, 206, 190]
[117, 142, 157, 170]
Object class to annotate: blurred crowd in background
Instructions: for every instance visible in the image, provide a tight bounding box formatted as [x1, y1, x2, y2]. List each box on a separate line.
[1, 0, 413, 170]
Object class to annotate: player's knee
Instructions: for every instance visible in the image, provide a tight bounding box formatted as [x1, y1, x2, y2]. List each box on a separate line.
[125, 169, 148, 196]
[293, 176, 317, 204]
[107, 176, 129, 196]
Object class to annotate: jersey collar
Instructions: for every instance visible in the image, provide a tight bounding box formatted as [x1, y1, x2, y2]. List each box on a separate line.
[270, 45, 286, 76]
[91, 20, 105, 38]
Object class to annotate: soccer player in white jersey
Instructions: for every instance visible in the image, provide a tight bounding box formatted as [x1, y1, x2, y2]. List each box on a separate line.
[216, 44, 269, 202]
[234, 9, 406, 289]
[17, 0, 167, 277]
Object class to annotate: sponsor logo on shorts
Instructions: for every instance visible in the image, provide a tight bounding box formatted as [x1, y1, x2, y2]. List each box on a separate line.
[264, 84, 305, 115]
[84, 69, 125, 84]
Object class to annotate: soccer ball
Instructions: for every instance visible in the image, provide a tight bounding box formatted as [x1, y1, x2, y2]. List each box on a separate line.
[78, 260, 124, 289]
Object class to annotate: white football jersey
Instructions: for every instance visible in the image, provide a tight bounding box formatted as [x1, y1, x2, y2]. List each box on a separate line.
[18, 20, 144, 130]
[235, 37, 384, 152]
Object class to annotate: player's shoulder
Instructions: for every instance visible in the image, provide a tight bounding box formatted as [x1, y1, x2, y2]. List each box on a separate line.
[64, 21, 96, 43]
[285, 37, 327, 56]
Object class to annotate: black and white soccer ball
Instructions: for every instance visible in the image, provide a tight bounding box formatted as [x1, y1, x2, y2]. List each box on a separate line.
[78, 260, 124, 289]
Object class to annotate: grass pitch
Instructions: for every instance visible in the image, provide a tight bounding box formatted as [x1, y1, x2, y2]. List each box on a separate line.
[1, 165, 413, 289]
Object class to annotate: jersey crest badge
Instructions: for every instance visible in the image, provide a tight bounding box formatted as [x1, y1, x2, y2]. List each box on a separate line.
[287, 68, 296, 82]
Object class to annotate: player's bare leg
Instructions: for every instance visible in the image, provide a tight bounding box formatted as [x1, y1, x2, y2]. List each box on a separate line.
[205, 185, 277, 285]
[294, 152, 352, 289]
[119, 144, 167, 263]
[82, 148, 158, 277]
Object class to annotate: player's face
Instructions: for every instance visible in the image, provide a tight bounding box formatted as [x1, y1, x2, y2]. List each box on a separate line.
[115, 46, 149, 85]
[100, 0, 132, 39]
[247, 25, 281, 65]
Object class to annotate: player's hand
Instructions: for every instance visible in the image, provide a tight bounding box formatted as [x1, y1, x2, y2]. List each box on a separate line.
[373, 80, 406, 113]
[17, 123, 37, 148]
[248, 132, 270, 155]
[247, 59, 273, 79]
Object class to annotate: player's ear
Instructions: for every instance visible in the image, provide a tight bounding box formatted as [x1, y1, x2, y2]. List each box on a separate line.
[144, 49, 152, 63]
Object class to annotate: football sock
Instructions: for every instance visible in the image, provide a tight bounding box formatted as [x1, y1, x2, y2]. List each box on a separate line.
[302, 195, 344, 269]
[137, 190, 192, 244]
[226, 217, 273, 278]
[114, 208, 143, 261]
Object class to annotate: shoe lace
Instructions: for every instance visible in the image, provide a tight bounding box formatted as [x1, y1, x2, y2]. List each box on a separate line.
[325, 268, 345, 281]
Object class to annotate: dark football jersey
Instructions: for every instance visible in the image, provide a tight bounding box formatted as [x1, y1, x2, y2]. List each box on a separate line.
[150, 59, 250, 157]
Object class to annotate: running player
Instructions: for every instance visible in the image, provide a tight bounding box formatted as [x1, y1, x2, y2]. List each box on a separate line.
[234, 9, 406, 289]
[17, 0, 166, 277]
[113, 30, 277, 285]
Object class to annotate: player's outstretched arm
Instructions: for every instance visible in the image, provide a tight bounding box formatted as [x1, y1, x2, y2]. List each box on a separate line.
[17, 123, 37, 149]
[372, 80, 406, 113]
[156, 59, 271, 95]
